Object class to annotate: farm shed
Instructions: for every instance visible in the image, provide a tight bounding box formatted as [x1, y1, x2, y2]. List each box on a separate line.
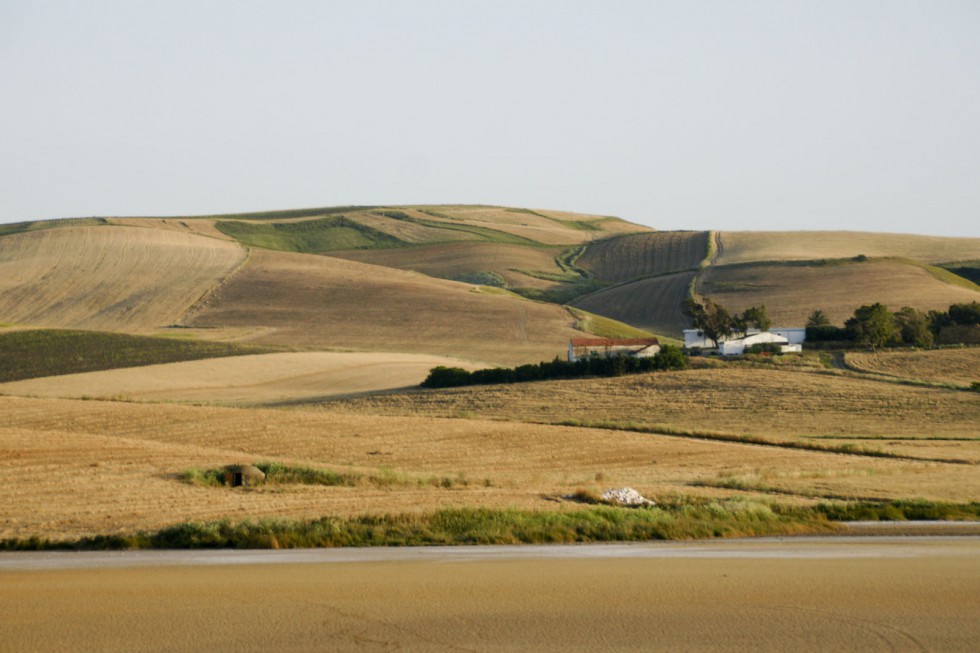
[568, 338, 660, 362]
[223, 464, 265, 487]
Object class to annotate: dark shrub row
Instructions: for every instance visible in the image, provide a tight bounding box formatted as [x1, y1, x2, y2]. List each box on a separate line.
[421, 345, 687, 389]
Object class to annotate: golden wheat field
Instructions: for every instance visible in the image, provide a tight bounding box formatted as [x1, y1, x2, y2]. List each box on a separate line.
[698, 259, 980, 325]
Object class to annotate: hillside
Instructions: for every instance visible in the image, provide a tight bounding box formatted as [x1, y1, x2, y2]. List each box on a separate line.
[0, 225, 245, 332]
[184, 248, 583, 366]
[715, 231, 980, 266]
[697, 257, 980, 326]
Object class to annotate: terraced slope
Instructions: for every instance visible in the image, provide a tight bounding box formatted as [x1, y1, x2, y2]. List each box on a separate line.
[716, 231, 980, 265]
[578, 231, 708, 282]
[0, 225, 246, 332]
[698, 258, 980, 326]
[186, 248, 582, 366]
[572, 271, 696, 336]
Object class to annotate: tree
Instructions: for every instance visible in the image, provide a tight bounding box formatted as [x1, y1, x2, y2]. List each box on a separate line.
[893, 307, 933, 347]
[949, 302, 980, 326]
[807, 310, 831, 327]
[685, 297, 733, 348]
[845, 303, 898, 350]
[742, 305, 772, 332]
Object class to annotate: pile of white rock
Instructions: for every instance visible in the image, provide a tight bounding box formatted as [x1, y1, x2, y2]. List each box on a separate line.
[601, 487, 656, 506]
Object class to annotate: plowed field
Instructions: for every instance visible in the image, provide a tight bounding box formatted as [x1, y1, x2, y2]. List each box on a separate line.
[0, 225, 245, 331]
[572, 271, 696, 336]
[579, 231, 708, 282]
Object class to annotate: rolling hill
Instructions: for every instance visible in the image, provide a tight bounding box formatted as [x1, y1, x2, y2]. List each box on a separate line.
[1, 205, 977, 359]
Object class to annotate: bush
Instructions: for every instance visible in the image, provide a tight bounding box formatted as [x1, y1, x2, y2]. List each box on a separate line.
[806, 325, 851, 342]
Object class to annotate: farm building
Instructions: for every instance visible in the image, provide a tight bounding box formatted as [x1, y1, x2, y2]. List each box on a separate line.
[684, 327, 805, 350]
[718, 331, 802, 355]
[568, 337, 660, 362]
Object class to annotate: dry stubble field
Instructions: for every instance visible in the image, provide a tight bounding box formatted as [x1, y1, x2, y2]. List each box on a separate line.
[2, 354, 979, 541]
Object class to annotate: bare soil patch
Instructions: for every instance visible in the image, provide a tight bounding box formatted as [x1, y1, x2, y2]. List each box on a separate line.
[3, 544, 978, 652]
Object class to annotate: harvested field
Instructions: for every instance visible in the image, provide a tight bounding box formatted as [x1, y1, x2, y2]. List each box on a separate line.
[330, 241, 567, 289]
[0, 329, 269, 383]
[108, 217, 236, 241]
[0, 352, 481, 405]
[328, 367, 980, 458]
[716, 231, 980, 265]
[185, 248, 583, 366]
[1, 394, 977, 541]
[699, 259, 980, 326]
[0, 225, 246, 332]
[578, 231, 708, 282]
[572, 271, 696, 336]
[413, 205, 649, 245]
[844, 348, 980, 386]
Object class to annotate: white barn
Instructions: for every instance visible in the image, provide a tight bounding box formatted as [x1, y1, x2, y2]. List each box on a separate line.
[684, 327, 805, 350]
[718, 331, 802, 355]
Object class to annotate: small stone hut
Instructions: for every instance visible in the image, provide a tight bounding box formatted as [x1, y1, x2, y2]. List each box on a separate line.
[223, 464, 266, 487]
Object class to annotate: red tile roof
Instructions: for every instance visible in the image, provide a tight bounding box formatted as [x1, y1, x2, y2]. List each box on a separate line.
[570, 338, 660, 347]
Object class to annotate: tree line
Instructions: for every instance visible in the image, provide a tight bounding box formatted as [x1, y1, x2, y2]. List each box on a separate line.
[806, 301, 980, 349]
[421, 345, 688, 389]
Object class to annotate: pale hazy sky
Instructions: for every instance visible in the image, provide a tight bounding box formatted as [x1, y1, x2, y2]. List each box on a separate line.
[2, 1, 978, 236]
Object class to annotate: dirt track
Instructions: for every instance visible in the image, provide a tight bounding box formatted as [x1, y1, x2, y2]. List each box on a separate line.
[2, 537, 977, 652]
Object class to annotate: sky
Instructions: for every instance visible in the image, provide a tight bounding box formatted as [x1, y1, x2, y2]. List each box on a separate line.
[2, 1, 978, 236]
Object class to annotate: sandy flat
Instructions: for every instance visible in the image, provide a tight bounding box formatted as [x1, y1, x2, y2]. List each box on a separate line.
[0, 351, 480, 405]
[1, 538, 977, 652]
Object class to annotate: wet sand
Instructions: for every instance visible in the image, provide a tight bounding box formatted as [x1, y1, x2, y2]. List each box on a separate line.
[2, 537, 978, 652]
